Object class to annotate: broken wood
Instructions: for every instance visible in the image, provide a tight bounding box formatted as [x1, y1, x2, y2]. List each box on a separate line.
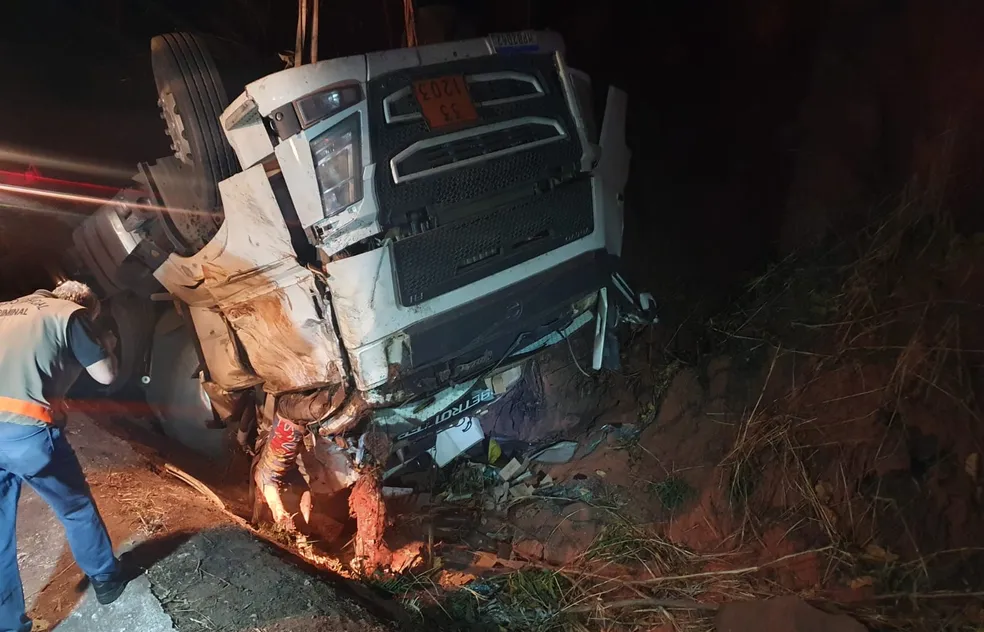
[163, 463, 228, 512]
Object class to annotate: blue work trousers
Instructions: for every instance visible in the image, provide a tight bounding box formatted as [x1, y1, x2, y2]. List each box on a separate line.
[0, 422, 118, 632]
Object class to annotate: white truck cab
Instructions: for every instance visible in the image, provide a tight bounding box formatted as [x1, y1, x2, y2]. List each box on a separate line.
[70, 30, 643, 489]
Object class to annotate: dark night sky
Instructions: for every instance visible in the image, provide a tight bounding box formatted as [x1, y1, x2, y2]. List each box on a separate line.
[4, 0, 984, 324]
[0, 1, 296, 177]
[0, 0, 838, 309]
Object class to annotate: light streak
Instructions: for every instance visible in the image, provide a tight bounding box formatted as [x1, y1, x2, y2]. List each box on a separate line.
[0, 146, 137, 182]
[0, 182, 214, 218]
[0, 168, 122, 195]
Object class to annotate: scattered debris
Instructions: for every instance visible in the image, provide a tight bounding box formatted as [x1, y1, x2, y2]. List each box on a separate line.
[530, 440, 579, 464]
[486, 482, 510, 510]
[489, 365, 524, 394]
[498, 458, 527, 482]
[577, 423, 641, 459]
[431, 416, 485, 467]
[474, 551, 499, 569]
[508, 483, 534, 499]
[511, 470, 533, 485]
[488, 437, 502, 464]
[849, 575, 875, 589]
[381, 486, 414, 498]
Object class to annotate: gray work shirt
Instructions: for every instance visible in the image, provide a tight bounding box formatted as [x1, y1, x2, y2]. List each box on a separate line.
[0, 291, 108, 426]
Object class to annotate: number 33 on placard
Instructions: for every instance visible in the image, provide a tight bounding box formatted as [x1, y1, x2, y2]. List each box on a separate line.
[413, 75, 479, 128]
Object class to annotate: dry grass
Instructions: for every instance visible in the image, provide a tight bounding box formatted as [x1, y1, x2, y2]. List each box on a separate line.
[701, 161, 984, 630]
[100, 471, 169, 536]
[587, 518, 696, 574]
[560, 192, 984, 630]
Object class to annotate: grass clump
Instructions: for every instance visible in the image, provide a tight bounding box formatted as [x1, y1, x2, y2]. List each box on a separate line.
[503, 570, 572, 613]
[587, 518, 696, 573]
[650, 476, 695, 511]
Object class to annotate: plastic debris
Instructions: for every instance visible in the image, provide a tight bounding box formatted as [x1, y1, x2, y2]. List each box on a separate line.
[490, 365, 524, 394]
[512, 471, 533, 485]
[578, 423, 641, 459]
[382, 486, 414, 498]
[492, 482, 510, 505]
[499, 458, 527, 481]
[488, 437, 502, 464]
[530, 440, 579, 464]
[430, 416, 485, 467]
[509, 483, 534, 499]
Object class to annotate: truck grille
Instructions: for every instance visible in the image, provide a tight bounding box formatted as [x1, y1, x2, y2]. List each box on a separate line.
[392, 118, 566, 182]
[391, 178, 594, 306]
[367, 53, 583, 227]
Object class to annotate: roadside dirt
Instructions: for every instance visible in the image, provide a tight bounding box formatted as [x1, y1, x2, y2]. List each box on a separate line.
[145, 528, 391, 632]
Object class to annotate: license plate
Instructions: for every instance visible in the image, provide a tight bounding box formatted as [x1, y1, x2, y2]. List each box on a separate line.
[412, 75, 478, 129]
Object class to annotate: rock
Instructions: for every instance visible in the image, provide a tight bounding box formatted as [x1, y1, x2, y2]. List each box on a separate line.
[716, 597, 867, 632]
[514, 538, 544, 561]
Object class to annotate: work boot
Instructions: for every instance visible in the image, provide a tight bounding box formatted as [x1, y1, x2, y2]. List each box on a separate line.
[91, 574, 128, 605]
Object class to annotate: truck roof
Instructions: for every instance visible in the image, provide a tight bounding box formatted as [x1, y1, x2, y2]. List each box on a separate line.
[239, 31, 565, 118]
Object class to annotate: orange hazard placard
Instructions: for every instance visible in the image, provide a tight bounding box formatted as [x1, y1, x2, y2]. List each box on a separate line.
[413, 75, 479, 129]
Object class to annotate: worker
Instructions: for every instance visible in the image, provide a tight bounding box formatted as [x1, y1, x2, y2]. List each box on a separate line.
[0, 282, 127, 632]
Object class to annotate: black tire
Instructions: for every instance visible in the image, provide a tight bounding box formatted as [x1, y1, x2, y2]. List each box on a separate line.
[151, 32, 237, 216]
[145, 310, 230, 459]
[104, 293, 157, 395]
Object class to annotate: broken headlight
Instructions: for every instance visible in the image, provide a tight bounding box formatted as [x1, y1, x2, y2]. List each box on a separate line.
[311, 114, 362, 217]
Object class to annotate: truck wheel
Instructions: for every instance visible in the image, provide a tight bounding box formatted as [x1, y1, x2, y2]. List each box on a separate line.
[151, 32, 237, 219]
[144, 309, 230, 459]
[103, 293, 157, 395]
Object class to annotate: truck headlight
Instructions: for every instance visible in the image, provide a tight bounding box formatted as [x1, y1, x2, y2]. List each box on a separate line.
[311, 114, 362, 217]
[295, 84, 361, 129]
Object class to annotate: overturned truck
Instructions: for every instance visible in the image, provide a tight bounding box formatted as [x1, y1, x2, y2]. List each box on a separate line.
[71, 31, 645, 530]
